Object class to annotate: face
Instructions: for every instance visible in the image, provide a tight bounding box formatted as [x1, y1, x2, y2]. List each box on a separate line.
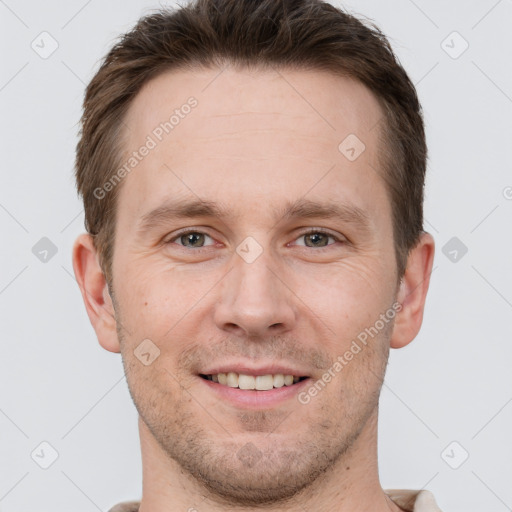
[110, 67, 400, 504]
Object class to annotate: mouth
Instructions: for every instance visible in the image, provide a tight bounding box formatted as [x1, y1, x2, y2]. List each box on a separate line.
[197, 365, 313, 408]
[199, 372, 309, 390]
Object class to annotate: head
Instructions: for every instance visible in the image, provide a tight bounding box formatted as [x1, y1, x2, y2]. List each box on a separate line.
[73, 0, 434, 506]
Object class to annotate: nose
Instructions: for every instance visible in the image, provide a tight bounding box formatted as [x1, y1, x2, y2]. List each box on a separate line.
[213, 250, 297, 338]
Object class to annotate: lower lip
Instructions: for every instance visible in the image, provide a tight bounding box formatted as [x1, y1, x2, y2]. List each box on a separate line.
[199, 376, 311, 409]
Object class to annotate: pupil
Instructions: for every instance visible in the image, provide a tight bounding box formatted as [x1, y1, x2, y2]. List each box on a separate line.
[306, 233, 327, 247]
[183, 233, 204, 247]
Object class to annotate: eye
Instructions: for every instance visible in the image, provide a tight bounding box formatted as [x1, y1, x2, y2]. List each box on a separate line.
[292, 229, 343, 248]
[168, 230, 216, 248]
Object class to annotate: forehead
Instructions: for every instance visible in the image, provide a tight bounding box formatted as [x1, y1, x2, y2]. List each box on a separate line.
[118, 66, 389, 227]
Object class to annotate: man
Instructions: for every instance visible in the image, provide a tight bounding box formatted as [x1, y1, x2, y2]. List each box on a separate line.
[72, 0, 440, 510]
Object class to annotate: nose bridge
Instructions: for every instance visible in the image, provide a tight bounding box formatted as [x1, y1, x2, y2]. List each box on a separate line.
[235, 250, 278, 304]
[213, 244, 296, 337]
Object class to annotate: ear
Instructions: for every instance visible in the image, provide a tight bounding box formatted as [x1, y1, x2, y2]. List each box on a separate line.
[72, 233, 120, 353]
[390, 232, 435, 349]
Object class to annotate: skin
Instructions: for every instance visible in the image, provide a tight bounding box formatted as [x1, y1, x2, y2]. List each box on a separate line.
[73, 66, 434, 512]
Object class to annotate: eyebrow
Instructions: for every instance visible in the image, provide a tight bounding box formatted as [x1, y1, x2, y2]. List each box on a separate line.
[277, 198, 371, 233]
[137, 198, 233, 234]
[136, 197, 371, 235]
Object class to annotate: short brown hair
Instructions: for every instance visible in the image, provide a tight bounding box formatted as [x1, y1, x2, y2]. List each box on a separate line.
[75, 0, 426, 284]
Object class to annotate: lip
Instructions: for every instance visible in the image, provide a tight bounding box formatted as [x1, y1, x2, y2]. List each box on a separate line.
[199, 363, 310, 377]
[199, 375, 311, 409]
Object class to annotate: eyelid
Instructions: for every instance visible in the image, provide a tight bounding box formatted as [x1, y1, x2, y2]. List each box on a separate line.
[290, 228, 346, 248]
[165, 227, 346, 250]
[165, 228, 217, 248]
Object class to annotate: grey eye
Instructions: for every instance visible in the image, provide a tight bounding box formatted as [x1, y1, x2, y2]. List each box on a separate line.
[173, 232, 214, 248]
[303, 232, 332, 247]
[294, 231, 338, 248]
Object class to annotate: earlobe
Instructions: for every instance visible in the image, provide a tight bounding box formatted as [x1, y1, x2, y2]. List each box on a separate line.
[72, 233, 121, 353]
[390, 232, 435, 349]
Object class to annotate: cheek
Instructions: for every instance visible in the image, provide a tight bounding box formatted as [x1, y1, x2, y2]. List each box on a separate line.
[122, 351, 184, 423]
[114, 259, 212, 336]
[291, 257, 394, 333]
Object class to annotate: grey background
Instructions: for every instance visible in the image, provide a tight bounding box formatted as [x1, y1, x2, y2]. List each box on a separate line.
[1, 0, 511, 510]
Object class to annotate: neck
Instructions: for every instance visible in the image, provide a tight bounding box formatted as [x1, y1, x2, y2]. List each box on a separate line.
[137, 409, 402, 512]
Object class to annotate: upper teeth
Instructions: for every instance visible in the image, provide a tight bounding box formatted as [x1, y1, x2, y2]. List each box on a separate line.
[208, 373, 301, 390]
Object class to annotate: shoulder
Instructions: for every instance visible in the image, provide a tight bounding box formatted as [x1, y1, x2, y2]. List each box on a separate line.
[108, 501, 141, 512]
[385, 489, 443, 512]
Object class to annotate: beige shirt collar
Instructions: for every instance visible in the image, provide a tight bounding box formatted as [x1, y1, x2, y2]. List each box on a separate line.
[385, 489, 443, 511]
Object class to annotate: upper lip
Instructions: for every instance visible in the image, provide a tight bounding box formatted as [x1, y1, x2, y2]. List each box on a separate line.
[200, 363, 310, 377]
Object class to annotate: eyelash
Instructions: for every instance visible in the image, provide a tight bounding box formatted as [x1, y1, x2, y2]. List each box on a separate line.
[165, 228, 345, 251]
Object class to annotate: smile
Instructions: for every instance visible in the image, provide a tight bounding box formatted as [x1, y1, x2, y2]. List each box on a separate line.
[200, 372, 309, 390]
